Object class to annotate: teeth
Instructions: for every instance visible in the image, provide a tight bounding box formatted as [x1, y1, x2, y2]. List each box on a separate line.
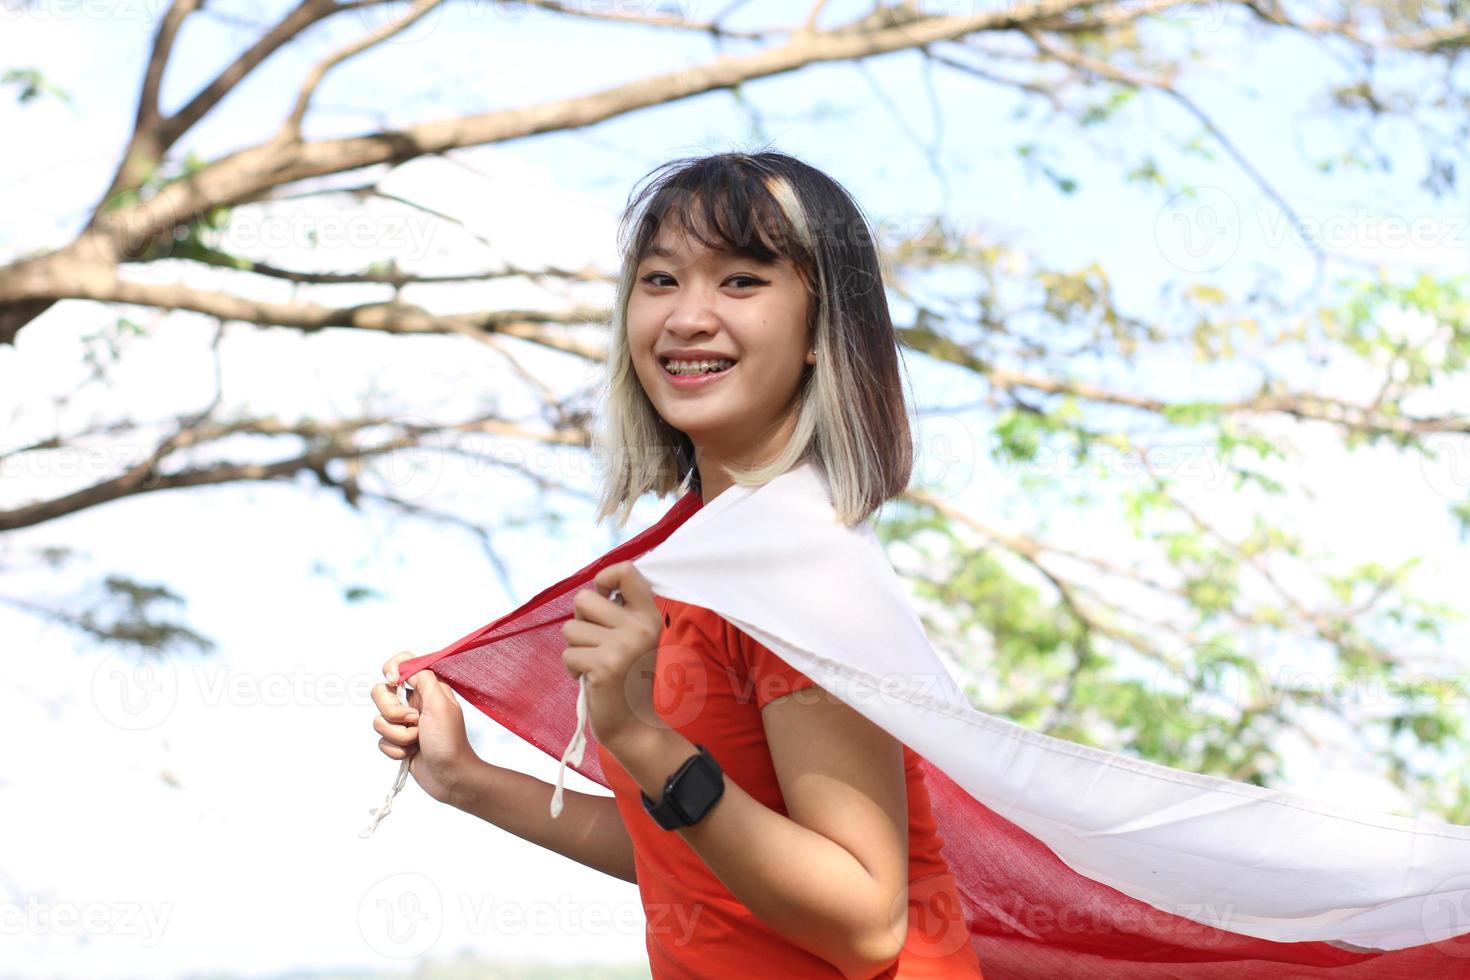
[664, 358, 734, 376]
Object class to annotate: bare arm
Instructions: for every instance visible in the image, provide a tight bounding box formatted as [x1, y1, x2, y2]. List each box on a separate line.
[450, 759, 637, 885]
[608, 688, 910, 980]
[373, 655, 637, 886]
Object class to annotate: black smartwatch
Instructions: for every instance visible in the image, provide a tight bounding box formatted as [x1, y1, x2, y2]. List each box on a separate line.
[641, 744, 725, 830]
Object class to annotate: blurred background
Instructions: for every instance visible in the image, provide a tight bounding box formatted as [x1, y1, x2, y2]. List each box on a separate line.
[2, 0, 1468, 976]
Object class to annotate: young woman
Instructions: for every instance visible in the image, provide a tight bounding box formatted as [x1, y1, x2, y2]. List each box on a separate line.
[372, 150, 986, 978]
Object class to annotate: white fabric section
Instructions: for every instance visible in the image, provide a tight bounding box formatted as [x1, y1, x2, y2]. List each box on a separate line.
[618, 459, 1470, 953]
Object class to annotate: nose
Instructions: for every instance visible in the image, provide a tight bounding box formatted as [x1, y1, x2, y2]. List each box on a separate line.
[664, 279, 721, 337]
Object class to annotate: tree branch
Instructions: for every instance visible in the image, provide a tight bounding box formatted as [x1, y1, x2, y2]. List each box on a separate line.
[279, 0, 446, 140]
[0, 413, 589, 533]
[135, 0, 201, 138]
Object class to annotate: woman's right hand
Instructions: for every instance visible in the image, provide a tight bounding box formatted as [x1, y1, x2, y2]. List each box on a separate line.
[372, 651, 481, 807]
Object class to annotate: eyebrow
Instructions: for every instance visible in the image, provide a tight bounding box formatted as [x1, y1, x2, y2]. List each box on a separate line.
[638, 242, 776, 265]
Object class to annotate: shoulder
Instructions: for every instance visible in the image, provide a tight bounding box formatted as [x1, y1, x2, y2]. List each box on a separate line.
[658, 598, 824, 709]
[656, 596, 734, 661]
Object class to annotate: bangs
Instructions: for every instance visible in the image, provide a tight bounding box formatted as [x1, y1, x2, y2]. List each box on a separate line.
[625, 164, 813, 280]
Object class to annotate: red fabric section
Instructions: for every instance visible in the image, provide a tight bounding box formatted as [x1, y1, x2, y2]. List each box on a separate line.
[392, 488, 702, 788]
[392, 490, 1470, 978]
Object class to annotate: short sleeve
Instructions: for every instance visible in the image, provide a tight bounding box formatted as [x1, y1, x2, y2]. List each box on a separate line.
[729, 621, 820, 710]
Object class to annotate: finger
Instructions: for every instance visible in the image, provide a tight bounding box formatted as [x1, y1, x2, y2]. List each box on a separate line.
[598, 560, 655, 612]
[571, 585, 626, 629]
[409, 669, 453, 707]
[561, 643, 593, 680]
[383, 650, 417, 684]
[378, 736, 413, 761]
[371, 683, 419, 724]
[373, 713, 418, 747]
[561, 618, 610, 648]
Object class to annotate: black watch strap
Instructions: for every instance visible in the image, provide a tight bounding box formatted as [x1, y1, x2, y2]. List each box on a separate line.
[641, 744, 725, 830]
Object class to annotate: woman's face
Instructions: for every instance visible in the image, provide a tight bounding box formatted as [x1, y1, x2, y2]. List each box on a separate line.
[626, 222, 814, 466]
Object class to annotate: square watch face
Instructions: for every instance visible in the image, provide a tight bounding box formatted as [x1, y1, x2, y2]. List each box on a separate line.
[677, 757, 722, 813]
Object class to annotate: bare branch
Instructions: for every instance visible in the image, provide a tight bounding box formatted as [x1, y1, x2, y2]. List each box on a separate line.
[280, 0, 446, 140]
[520, 0, 766, 35]
[181, 242, 610, 289]
[896, 323, 1470, 438]
[0, 259, 609, 358]
[0, 413, 589, 533]
[79, 0, 1131, 261]
[1240, 3, 1470, 53]
[135, 0, 201, 137]
[2, 0, 1167, 345]
[1018, 26, 1332, 298]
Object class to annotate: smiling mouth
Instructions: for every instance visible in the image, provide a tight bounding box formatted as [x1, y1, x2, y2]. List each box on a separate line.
[660, 357, 738, 377]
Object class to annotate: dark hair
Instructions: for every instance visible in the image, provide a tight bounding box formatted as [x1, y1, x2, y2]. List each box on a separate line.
[592, 147, 914, 529]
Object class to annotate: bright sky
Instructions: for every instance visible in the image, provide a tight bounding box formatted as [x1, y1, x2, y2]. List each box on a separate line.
[2, 2, 1468, 977]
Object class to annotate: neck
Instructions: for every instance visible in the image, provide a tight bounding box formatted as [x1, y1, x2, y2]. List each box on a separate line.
[693, 405, 801, 506]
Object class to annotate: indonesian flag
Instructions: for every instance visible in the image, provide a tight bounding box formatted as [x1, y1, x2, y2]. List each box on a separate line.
[382, 460, 1470, 977]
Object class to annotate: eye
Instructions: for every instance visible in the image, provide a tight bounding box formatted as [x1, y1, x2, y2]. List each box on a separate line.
[638, 273, 767, 289]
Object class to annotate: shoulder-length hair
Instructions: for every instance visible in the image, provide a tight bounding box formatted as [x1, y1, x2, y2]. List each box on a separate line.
[591, 148, 913, 531]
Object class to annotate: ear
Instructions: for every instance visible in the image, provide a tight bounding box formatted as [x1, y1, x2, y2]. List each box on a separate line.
[805, 346, 816, 365]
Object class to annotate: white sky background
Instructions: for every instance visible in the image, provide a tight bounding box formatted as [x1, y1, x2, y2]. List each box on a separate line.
[1, 1, 1468, 977]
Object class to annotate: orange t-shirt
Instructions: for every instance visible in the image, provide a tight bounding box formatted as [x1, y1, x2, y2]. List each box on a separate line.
[597, 595, 986, 979]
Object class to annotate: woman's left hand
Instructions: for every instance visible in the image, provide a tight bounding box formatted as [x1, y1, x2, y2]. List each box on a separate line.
[561, 561, 665, 758]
